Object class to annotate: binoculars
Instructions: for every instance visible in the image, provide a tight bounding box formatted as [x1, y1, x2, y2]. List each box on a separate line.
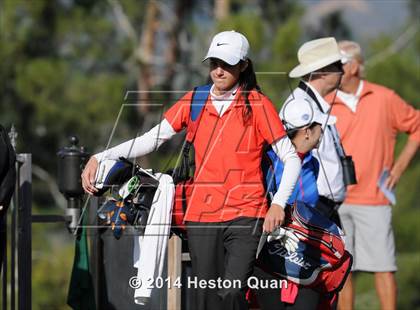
[341, 155, 357, 186]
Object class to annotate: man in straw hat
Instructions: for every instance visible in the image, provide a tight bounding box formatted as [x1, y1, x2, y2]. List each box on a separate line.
[276, 37, 348, 308]
[285, 37, 347, 226]
[326, 40, 420, 310]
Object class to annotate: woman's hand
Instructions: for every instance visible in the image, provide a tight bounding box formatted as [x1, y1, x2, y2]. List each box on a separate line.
[263, 203, 285, 233]
[81, 156, 99, 195]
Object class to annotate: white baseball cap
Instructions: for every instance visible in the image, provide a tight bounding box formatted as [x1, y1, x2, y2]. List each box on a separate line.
[203, 30, 249, 65]
[289, 37, 343, 78]
[280, 98, 336, 130]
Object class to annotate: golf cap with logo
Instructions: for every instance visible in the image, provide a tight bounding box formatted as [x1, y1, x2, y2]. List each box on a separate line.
[203, 30, 249, 65]
[289, 37, 343, 78]
[281, 98, 336, 131]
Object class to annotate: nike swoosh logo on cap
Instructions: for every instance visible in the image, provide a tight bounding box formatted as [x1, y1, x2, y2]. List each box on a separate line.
[216, 43, 229, 46]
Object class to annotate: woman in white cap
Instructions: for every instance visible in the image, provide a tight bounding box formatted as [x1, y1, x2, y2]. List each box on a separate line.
[81, 30, 302, 309]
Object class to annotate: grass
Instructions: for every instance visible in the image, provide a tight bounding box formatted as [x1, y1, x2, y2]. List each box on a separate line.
[354, 252, 420, 310]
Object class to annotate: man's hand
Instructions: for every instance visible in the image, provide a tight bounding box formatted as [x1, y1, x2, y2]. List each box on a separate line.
[384, 165, 403, 190]
[263, 203, 285, 233]
[385, 140, 419, 189]
[81, 156, 99, 195]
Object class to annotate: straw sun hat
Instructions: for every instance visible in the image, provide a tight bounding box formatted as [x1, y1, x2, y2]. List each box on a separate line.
[289, 37, 343, 78]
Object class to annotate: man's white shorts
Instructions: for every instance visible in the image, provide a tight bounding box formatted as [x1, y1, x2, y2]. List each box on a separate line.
[338, 204, 397, 272]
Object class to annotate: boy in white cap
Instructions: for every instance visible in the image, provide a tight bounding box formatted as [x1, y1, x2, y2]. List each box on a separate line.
[275, 37, 347, 309]
[81, 30, 302, 309]
[253, 97, 338, 310]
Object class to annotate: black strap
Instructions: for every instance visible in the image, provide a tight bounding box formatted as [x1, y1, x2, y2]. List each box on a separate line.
[181, 180, 188, 213]
[179, 87, 210, 218]
[173, 86, 210, 183]
[184, 86, 210, 175]
[298, 81, 324, 111]
[297, 81, 347, 159]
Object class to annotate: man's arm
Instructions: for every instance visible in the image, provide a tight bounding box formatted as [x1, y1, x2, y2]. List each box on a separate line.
[385, 139, 419, 189]
[386, 91, 420, 189]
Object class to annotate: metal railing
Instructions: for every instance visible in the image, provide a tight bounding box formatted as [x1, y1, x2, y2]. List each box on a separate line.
[1, 154, 73, 310]
[0, 152, 192, 310]
[2, 154, 32, 310]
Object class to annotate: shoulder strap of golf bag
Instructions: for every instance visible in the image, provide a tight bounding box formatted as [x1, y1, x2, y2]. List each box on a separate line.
[171, 85, 211, 239]
[172, 84, 211, 183]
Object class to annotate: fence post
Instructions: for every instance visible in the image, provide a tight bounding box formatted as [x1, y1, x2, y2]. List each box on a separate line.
[17, 154, 32, 310]
[167, 235, 182, 309]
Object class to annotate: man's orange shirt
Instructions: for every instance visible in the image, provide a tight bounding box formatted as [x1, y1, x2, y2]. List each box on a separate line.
[165, 89, 285, 222]
[327, 81, 420, 205]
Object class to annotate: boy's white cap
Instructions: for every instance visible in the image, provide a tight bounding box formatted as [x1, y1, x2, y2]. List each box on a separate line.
[280, 98, 336, 130]
[203, 30, 249, 65]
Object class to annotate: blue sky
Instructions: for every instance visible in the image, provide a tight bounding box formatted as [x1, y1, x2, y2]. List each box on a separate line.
[301, 0, 411, 42]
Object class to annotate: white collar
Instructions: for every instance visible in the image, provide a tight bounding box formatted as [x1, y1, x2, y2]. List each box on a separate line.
[337, 80, 364, 98]
[337, 81, 364, 112]
[209, 83, 239, 116]
[210, 83, 239, 100]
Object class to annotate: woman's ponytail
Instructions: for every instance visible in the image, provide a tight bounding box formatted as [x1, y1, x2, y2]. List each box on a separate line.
[239, 59, 261, 121]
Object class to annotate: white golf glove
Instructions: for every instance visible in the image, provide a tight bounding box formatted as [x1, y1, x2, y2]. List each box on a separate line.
[267, 227, 300, 253]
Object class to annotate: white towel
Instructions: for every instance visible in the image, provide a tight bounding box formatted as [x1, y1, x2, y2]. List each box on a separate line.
[133, 173, 174, 304]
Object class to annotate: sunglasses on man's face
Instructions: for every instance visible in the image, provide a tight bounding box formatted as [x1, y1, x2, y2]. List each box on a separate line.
[330, 61, 344, 73]
[312, 61, 344, 76]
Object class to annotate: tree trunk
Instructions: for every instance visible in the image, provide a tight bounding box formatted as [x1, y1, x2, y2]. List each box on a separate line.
[163, 0, 192, 91]
[214, 0, 230, 21]
[137, 1, 159, 115]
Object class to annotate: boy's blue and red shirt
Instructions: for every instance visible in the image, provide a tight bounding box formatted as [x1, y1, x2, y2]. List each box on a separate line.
[265, 150, 319, 207]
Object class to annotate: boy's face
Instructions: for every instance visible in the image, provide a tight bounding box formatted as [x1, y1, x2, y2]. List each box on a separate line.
[306, 123, 323, 149]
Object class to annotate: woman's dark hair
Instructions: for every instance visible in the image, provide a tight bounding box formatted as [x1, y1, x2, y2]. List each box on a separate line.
[239, 58, 261, 121]
[286, 128, 299, 140]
